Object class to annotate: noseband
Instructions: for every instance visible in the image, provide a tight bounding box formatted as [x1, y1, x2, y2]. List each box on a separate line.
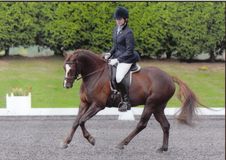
[64, 61, 80, 81]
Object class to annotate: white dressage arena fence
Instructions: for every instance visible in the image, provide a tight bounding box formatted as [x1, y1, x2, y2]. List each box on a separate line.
[0, 93, 224, 120]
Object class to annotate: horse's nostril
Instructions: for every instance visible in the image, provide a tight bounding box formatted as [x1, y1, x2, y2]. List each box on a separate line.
[65, 83, 72, 89]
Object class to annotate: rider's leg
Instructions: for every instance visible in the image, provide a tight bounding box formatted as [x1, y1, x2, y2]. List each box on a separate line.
[116, 63, 132, 112]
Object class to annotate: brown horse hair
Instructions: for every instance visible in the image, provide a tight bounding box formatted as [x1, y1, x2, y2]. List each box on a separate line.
[172, 76, 201, 125]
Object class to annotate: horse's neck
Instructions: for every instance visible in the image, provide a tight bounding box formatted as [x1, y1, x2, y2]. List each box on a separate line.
[80, 58, 107, 89]
[79, 56, 106, 77]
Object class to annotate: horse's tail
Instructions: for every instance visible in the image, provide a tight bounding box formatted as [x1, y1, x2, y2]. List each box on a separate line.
[172, 76, 204, 125]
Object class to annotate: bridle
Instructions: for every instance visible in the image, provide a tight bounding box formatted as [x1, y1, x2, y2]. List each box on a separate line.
[64, 61, 79, 82]
[64, 60, 106, 81]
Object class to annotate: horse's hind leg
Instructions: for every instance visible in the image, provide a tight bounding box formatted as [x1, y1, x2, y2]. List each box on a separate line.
[116, 105, 153, 149]
[153, 105, 170, 152]
[62, 102, 88, 149]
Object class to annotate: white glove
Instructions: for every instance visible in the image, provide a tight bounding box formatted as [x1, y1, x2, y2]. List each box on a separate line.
[108, 58, 119, 65]
[104, 52, 111, 60]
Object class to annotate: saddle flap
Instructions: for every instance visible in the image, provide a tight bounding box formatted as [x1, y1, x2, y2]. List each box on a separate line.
[108, 63, 141, 91]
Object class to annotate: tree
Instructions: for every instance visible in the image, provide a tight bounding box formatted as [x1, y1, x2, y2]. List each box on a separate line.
[0, 2, 224, 60]
[89, 2, 116, 53]
[0, 2, 37, 56]
[203, 2, 225, 61]
[170, 2, 225, 61]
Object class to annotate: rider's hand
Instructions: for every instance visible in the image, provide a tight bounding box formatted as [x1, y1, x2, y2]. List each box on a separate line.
[104, 52, 111, 60]
[108, 59, 119, 65]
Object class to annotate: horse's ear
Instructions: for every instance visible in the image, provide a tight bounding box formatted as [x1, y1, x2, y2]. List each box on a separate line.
[63, 51, 73, 59]
[63, 51, 71, 58]
[61, 47, 68, 58]
[63, 52, 68, 58]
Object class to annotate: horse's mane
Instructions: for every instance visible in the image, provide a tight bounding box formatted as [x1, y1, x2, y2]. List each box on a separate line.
[73, 49, 104, 62]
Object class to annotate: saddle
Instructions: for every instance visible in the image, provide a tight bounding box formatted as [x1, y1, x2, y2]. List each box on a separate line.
[107, 63, 141, 107]
[109, 63, 141, 91]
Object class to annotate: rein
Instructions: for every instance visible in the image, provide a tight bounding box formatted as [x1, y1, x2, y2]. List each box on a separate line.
[65, 54, 107, 81]
[76, 67, 105, 81]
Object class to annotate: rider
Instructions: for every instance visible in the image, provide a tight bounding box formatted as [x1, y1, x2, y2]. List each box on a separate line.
[104, 6, 140, 112]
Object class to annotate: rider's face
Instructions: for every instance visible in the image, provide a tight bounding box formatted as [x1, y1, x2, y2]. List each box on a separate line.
[116, 18, 125, 26]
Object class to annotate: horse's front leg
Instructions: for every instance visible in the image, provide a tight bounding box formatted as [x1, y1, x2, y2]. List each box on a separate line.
[79, 102, 104, 145]
[80, 123, 96, 146]
[62, 102, 89, 149]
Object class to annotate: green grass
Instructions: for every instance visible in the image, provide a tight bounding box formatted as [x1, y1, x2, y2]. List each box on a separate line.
[0, 57, 224, 108]
[142, 60, 225, 108]
[0, 57, 80, 108]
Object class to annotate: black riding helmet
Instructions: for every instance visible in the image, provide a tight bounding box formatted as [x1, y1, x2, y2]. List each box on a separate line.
[114, 6, 129, 20]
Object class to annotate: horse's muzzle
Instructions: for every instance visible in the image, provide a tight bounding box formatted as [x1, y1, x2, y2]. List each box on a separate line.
[63, 80, 73, 89]
[64, 84, 73, 89]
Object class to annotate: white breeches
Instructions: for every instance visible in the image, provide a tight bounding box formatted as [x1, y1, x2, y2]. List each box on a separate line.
[116, 63, 132, 83]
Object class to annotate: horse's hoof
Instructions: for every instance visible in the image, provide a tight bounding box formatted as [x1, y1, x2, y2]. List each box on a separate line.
[116, 144, 124, 150]
[61, 143, 68, 149]
[156, 147, 168, 153]
[88, 136, 95, 146]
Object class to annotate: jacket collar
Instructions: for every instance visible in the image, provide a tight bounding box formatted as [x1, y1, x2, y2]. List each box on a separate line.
[117, 23, 127, 31]
[122, 23, 128, 30]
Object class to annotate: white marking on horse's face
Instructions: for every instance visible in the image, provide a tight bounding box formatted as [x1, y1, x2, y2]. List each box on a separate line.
[64, 64, 71, 87]
[65, 64, 71, 78]
[64, 79, 67, 88]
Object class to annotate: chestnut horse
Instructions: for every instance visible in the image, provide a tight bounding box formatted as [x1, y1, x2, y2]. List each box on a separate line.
[62, 49, 201, 152]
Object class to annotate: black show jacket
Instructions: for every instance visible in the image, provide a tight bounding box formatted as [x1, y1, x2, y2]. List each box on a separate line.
[109, 24, 140, 63]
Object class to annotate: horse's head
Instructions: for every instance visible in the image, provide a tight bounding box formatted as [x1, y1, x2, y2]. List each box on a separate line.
[63, 49, 107, 89]
[63, 53, 80, 89]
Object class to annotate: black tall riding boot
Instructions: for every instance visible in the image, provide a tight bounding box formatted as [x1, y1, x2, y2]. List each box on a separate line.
[117, 80, 131, 112]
